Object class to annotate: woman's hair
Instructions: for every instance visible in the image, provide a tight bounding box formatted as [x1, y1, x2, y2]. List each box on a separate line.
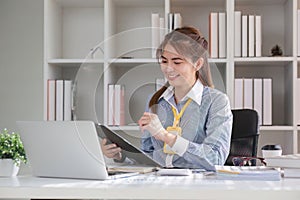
[149, 26, 214, 112]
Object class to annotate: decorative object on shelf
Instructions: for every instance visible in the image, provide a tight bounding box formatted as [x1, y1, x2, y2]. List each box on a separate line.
[0, 129, 27, 176]
[270, 44, 283, 56]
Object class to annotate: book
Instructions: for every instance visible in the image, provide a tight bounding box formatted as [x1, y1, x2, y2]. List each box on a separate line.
[234, 11, 242, 57]
[47, 79, 56, 121]
[297, 79, 300, 125]
[63, 80, 72, 121]
[234, 78, 243, 109]
[209, 12, 218, 58]
[248, 15, 255, 57]
[218, 12, 226, 58]
[298, 10, 300, 56]
[214, 165, 281, 181]
[151, 13, 160, 58]
[168, 13, 174, 32]
[159, 17, 165, 43]
[255, 15, 262, 57]
[173, 13, 182, 30]
[283, 168, 300, 178]
[108, 84, 114, 125]
[242, 15, 248, 57]
[265, 154, 300, 168]
[55, 80, 64, 121]
[253, 79, 262, 125]
[243, 78, 253, 109]
[263, 78, 272, 125]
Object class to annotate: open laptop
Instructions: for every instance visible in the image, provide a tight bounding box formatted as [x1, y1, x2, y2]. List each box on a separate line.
[16, 120, 136, 180]
[96, 124, 162, 168]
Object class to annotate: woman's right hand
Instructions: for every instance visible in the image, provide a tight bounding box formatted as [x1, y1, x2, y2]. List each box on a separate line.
[100, 138, 123, 161]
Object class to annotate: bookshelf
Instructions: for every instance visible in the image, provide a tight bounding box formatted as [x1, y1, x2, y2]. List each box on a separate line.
[44, 0, 300, 155]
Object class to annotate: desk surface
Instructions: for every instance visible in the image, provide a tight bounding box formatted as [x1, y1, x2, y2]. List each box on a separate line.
[0, 174, 300, 200]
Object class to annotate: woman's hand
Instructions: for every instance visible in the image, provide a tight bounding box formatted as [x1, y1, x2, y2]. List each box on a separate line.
[139, 112, 177, 146]
[138, 112, 166, 140]
[100, 138, 122, 161]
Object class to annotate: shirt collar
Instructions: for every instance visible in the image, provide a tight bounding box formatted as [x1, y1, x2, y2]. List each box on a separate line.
[159, 79, 203, 106]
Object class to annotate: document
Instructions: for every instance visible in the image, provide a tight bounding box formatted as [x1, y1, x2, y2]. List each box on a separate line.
[214, 165, 281, 181]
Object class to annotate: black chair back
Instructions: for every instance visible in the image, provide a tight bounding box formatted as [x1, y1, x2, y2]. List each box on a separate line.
[225, 109, 259, 165]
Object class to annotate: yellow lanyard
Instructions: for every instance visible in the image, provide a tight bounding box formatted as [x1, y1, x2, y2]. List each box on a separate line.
[171, 98, 192, 127]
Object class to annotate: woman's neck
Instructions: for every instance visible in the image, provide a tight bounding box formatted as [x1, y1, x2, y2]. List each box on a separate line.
[174, 79, 197, 103]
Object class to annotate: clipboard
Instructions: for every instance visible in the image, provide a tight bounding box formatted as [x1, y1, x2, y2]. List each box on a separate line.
[96, 124, 163, 168]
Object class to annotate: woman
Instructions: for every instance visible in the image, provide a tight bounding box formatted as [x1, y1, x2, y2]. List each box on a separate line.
[102, 26, 232, 170]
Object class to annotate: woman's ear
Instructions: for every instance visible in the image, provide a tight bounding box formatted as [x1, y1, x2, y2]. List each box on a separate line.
[194, 58, 204, 71]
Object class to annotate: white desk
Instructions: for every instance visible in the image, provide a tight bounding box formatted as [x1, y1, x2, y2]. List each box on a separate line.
[0, 174, 300, 200]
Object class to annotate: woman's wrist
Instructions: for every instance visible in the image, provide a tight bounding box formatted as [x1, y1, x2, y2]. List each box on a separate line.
[155, 129, 177, 147]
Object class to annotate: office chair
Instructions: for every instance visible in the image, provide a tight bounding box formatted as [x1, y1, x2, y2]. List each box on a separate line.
[225, 109, 260, 166]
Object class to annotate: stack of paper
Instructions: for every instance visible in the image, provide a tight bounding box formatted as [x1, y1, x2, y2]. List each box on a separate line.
[214, 165, 281, 181]
[265, 154, 300, 178]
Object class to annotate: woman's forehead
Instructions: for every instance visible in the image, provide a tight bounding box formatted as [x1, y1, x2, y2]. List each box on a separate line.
[162, 44, 182, 58]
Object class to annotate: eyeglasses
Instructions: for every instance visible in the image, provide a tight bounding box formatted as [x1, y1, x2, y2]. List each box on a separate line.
[232, 156, 266, 166]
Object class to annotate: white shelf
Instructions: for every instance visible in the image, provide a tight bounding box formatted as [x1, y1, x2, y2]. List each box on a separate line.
[260, 126, 295, 131]
[44, 0, 300, 154]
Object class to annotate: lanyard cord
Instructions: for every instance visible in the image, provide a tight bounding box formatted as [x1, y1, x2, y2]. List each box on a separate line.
[171, 98, 192, 127]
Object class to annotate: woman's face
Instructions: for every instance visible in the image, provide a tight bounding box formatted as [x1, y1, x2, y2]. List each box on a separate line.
[160, 43, 199, 89]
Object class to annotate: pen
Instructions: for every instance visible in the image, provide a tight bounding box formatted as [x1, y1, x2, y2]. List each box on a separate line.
[217, 169, 240, 174]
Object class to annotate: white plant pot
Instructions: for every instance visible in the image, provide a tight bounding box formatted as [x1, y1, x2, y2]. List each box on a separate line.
[0, 159, 19, 176]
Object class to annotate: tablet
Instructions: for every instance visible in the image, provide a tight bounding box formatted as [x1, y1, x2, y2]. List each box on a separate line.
[96, 124, 162, 167]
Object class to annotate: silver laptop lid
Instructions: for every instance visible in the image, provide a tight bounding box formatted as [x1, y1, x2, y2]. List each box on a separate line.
[16, 121, 108, 180]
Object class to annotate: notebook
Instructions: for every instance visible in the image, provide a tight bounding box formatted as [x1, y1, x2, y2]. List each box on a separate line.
[16, 121, 138, 180]
[96, 124, 163, 168]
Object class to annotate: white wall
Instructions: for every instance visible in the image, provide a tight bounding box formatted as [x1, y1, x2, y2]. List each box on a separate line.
[0, 0, 44, 132]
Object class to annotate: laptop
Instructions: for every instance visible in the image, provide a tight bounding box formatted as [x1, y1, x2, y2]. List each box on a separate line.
[16, 120, 134, 180]
[96, 124, 162, 168]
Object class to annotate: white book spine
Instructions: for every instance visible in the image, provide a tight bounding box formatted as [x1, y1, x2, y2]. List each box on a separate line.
[108, 84, 114, 126]
[151, 13, 160, 58]
[255, 15, 262, 57]
[253, 79, 263, 125]
[218, 12, 226, 58]
[114, 84, 121, 126]
[234, 78, 243, 109]
[242, 15, 248, 57]
[297, 79, 300, 125]
[173, 13, 182, 29]
[248, 15, 255, 57]
[209, 12, 218, 58]
[63, 80, 72, 121]
[120, 85, 125, 126]
[55, 80, 64, 121]
[159, 17, 165, 44]
[168, 13, 174, 32]
[243, 78, 253, 109]
[263, 78, 272, 125]
[298, 10, 300, 56]
[47, 79, 56, 121]
[234, 11, 242, 57]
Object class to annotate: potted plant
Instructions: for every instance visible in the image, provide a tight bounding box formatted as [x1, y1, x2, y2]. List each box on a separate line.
[0, 128, 27, 176]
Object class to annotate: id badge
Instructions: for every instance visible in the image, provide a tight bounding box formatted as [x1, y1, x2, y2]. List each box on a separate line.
[163, 126, 182, 154]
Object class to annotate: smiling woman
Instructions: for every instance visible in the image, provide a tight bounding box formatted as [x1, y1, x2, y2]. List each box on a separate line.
[101, 26, 233, 171]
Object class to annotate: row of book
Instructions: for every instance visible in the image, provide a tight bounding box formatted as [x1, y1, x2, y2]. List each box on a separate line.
[108, 84, 125, 126]
[209, 12, 226, 58]
[234, 11, 262, 57]
[47, 79, 72, 121]
[151, 12, 182, 58]
[234, 78, 272, 125]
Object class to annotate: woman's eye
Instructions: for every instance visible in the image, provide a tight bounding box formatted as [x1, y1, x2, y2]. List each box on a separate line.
[174, 62, 183, 65]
